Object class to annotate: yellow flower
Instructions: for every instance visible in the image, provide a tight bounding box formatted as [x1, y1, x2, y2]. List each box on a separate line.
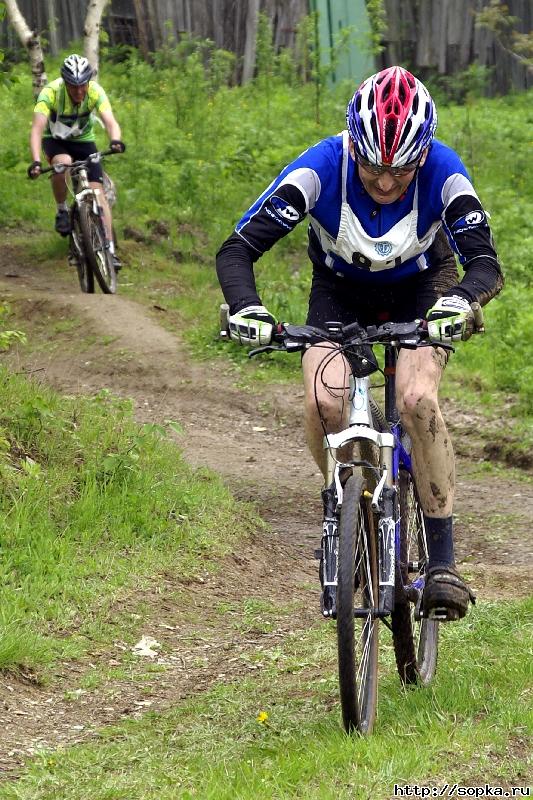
[256, 710, 269, 724]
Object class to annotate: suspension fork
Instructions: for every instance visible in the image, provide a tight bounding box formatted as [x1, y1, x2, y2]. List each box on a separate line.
[378, 440, 396, 615]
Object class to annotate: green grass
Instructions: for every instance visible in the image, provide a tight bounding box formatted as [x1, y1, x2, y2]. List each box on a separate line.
[1, 599, 530, 799]
[0, 367, 257, 672]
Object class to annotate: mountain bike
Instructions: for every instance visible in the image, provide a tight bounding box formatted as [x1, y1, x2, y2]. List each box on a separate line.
[38, 149, 120, 294]
[220, 306, 482, 734]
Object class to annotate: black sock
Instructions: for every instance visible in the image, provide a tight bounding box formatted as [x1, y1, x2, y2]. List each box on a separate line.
[424, 515, 455, 569]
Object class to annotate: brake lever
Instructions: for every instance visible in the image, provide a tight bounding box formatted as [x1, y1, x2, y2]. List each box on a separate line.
[248, 344, 285, 358]
[419, 341, 455, 353]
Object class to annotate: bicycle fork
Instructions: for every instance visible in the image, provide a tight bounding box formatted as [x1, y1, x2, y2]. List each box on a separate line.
[377, 487, 396, 615]
[318, 484, 339, 618]
[320, 374, 397, 618]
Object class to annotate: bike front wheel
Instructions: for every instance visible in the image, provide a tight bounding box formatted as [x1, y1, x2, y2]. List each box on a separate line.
[337, 474, 379, 734]
[70, 208, 94, 293]
[78, 201, 117, 294]
[391, 469, 439, 685]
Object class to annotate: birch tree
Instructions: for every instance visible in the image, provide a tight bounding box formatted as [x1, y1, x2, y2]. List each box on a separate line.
[84, 0, 110, 78]
[4, 0, 47, 97]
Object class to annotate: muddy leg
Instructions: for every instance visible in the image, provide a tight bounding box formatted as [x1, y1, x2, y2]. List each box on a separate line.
[302, 343, 351, 481]
[395, 347, 454, 516]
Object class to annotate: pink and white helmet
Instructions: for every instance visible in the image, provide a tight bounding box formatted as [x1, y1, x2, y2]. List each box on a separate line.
[346, 66, 437, 167]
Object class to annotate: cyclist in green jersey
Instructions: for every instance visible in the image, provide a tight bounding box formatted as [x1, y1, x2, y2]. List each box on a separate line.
[28, 54, 125, 269]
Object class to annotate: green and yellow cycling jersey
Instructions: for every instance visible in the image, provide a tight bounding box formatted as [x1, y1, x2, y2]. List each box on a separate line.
[33, 78, 112, 142]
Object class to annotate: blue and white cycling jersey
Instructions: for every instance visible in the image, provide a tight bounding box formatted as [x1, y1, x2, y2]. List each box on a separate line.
[217, 131, 501, 312]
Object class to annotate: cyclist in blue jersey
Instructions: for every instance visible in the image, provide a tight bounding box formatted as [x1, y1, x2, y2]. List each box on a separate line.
[216, 66, 503, 621]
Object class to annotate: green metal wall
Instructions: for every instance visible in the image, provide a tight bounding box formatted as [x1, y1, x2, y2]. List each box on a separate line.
[309, 0, 375, 85]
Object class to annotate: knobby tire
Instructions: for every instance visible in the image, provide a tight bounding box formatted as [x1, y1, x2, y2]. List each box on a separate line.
[391, 468, 439, 685]
[70, 207, 94, 293]
[337, 474, 379, 734]
[78, 201, 116, 294]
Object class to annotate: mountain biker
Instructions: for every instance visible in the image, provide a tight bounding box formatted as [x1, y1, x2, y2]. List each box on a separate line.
[216, 66, 504, 622]
[27, 54, 125, 270]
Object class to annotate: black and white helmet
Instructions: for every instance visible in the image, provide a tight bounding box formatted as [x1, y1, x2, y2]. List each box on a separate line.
[61, 54, 93, 86]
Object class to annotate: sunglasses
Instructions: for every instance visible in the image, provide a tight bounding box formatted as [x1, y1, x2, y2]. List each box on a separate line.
[356, 156, 421, 177]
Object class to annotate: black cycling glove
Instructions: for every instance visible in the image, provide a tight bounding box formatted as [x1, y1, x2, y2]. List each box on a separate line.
[27, 160, 42, 179]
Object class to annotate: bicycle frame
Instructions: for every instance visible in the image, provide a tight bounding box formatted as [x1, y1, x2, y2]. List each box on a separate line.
[322, 347, 418, 617]
[69, 165, 106, 222]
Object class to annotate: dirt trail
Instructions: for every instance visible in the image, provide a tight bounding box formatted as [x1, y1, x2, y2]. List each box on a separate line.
[0, 249, 531, 774]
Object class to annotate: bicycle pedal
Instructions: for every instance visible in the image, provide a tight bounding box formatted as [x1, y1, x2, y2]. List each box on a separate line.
[428, 606, 458, 622]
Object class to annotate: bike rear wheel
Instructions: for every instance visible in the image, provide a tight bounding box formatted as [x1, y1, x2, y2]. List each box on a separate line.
[337, 474, 379, 734]
[391, 469, 439, 685]
[78, 201, 117, 294]
[70, 207, 94, 293]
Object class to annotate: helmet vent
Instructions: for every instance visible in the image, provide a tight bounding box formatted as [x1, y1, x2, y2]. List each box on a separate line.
[370, 115, 379, 146]
[367, 87, 374, 110]
[398, 81, 407, 104]
[397, 118, 413, 150]
[384, 118, 397, 156]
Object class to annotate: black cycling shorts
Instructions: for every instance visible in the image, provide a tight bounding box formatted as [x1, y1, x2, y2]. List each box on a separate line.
[306, 232, 459, 329]
[42, 138, 103, 183]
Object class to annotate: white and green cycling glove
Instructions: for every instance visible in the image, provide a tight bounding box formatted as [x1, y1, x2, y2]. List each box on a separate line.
[426, 295, 474, 343]
[228, 305, 277, 346]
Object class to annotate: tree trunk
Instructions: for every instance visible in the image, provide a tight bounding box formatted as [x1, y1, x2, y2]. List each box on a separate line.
[84, 0, 109, 78]
[242, 0, 260, 84]
[4, 0, 47, 97]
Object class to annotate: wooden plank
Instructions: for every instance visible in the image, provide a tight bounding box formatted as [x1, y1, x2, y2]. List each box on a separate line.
[459, 0, 475, 68]
[416, 0, 433, 67]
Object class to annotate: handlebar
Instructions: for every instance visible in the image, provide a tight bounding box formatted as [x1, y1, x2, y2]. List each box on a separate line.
[219, 301, 484, 357]
[34, 148, 120, 177]
[250, 319, 433, 358]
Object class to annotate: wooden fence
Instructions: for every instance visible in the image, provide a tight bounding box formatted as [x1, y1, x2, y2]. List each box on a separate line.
[378, 0, 533, 93]
[0, 1, 307, 65]
[1, 0, 531, 93]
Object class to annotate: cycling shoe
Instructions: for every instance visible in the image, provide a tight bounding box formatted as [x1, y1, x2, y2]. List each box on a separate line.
[423, 565, 476, 621]
[55, 209, 71, 236]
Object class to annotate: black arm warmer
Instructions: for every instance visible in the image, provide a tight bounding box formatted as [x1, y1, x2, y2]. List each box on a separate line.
[442, 196, 504, 305]
[215, 182, 308, 314]
[215, 234, 262, 314]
